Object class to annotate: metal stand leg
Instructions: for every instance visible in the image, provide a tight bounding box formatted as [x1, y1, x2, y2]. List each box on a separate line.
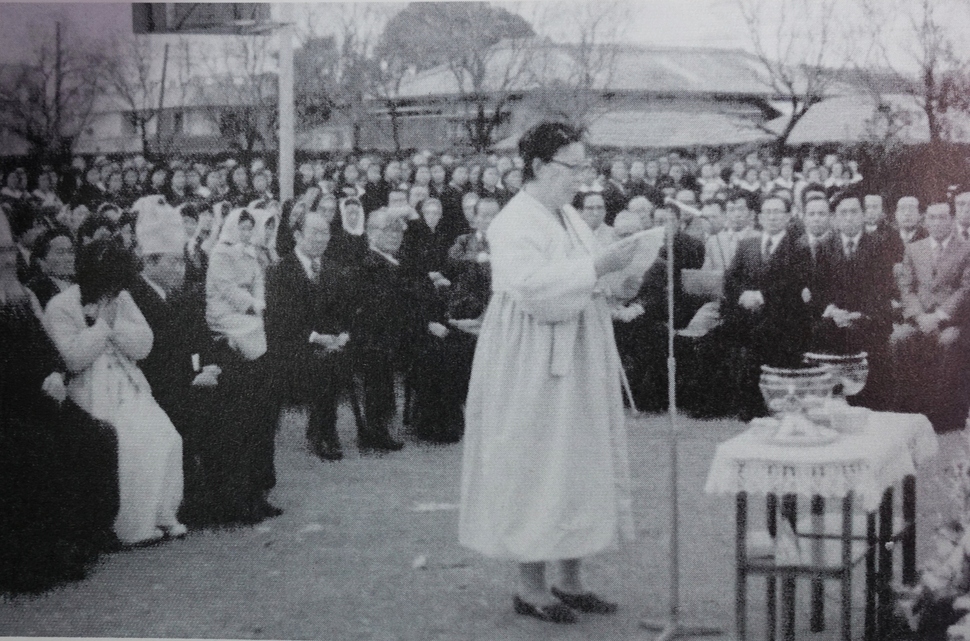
[878, 487, 894, 638]
[810, 496, 825, 632]
[865, 512, 877, 641]
[902, 475, 917, 586]
[841, 494, 853, 641]
[766, 494, 777, 641]
[737, 492, 748, 641]
[780, 495, 797, 641]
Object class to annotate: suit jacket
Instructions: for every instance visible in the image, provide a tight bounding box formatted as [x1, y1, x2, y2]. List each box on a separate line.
[888, 226, 928, 264]
[898, 235, 970, 326]
[601, 179, 630, 226]
[128, 276, 214, 419]
[724, 231, 813, 363]
[264, 253, 355, 402]
[811, 232, 896, 351]
[632, 231, 706, 328]
[446, 232, 491, 320]
[703, 228, 759, 272]
[351, 250, 442, 366]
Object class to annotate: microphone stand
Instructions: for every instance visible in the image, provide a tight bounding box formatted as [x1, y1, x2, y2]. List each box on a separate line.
[640, 205, 721, 640]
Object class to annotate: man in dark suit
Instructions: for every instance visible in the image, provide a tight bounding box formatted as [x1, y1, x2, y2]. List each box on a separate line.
[811, 192, 897, 409]
[619, 204, 706, 412]
[891, 202, 970, 431]
[601, 159, 630, 226]
[889, 196, 929, 263]
[265, 208, 357, 461]
[723, 193, 813, 418]
[129, 209, 271, 527]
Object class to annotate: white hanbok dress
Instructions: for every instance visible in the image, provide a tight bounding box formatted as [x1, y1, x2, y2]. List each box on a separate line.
[44, 286, 183, 544]
[459, 190, 634, 562]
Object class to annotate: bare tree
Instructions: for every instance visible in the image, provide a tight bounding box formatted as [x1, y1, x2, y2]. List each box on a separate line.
[294, 3, 396, 152]
[204, 35, 279, 162]
[859, 0, 969, 144]
[737, 0, 846, 152]
[526, 0, 633, 129]
[103, 35, 196, 158]
[379, 2, 535, 152]
[0, 19, 106, 162]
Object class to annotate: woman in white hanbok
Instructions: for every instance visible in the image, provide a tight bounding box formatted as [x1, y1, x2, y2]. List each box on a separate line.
[44, 240, 184, 546]
[459, 123, 640, 623]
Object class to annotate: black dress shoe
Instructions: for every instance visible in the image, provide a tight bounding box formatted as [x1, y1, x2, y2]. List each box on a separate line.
[359, 437, 404, 453]
[513, 595, 577, 623]
[256, 500, 283, 519]
[550, 586, 617, 614]
[312, 442, 344, 461]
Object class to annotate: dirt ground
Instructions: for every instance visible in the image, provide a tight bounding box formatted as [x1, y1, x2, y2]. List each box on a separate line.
[0, 403, 965, 641]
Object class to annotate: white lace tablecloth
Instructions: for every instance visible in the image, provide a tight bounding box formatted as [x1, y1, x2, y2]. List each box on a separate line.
[704, 412, 939, 511]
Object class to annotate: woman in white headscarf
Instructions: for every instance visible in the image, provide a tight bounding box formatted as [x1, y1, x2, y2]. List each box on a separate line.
[325, 196, 368, 268]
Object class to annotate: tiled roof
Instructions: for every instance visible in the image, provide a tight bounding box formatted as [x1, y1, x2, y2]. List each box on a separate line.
[766, 92, 970, 144]
[494, 109, 773, 150]
[397, 40, 772, 99]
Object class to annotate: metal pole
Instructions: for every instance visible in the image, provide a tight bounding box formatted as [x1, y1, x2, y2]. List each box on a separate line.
[641, 210, 720, 640]
[277, 21, 294, 201]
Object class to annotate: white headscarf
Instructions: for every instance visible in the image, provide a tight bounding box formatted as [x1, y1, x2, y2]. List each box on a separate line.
[339, 197, 365, 236]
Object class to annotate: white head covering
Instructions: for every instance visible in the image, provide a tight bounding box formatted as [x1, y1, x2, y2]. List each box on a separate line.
[136, 201, 186, 255]
[339, 197, 365, 236]
[217, 205, 280, 250]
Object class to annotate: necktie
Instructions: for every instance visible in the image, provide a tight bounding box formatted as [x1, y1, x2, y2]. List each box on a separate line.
[845, 238, 856, 258]
[310, 257, 321, 282]
[762, 236, 774, 259]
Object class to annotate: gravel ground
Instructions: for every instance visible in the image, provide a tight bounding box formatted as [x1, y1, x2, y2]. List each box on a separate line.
[0, 401, 965, 641]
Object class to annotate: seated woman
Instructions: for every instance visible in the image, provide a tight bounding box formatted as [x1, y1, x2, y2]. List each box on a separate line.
[0, 212, 118, 593]
[325, 196, 369, 269]
[44, 239, 185, 547]
[206, 210, 267, 361]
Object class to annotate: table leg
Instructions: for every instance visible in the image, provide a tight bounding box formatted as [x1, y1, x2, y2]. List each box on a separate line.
[878, 486, 894, 638]
[865, 512, 876, 641]
[902, 475, 917, 586]
[737, 492, 748, 641]
[766, 494, 777, 641]
[810, 495, 825, 632]
[841, 494, 853, 641]
[781, 495, 797, 641]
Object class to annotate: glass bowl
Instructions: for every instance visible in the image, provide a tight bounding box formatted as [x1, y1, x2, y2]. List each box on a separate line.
[803, 352, 869, 398]
[759, 365, 835, 417]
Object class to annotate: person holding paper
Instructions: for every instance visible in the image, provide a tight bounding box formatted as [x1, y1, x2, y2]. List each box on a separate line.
[459, 122, 639, 624]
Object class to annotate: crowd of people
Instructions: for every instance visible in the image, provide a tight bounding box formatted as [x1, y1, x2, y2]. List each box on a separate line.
[1, 138, 969, 594]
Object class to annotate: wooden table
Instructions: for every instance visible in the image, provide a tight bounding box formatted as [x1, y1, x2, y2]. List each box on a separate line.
[705, 412, 938, 641]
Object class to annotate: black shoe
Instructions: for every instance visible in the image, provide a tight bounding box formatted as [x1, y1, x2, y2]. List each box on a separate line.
[513, 595, 577, 623]
[359, 437, 404, 453]
[550, 586, 617, 614]
[256, 500, 283, 519]
[312, 442, 344, 461]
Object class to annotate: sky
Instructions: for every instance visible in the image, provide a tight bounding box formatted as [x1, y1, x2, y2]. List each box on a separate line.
[0, 0, 967, 73]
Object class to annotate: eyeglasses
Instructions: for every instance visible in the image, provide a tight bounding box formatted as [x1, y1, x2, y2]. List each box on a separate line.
[549, 159, 592, 172]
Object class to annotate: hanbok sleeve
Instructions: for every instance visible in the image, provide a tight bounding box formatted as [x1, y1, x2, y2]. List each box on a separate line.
[488, 214, 597, 323]
[44, 293, 111, 373]
[109, 291, 154, 362]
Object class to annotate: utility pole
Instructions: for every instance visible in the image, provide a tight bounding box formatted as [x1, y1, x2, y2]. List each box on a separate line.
[156, 42, 170, 156]
[54, 21, 63, 159]
[277, 9, 295, 201]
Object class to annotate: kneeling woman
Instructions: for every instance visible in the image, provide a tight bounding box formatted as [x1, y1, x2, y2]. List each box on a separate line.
[45, 239, 185, 546]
